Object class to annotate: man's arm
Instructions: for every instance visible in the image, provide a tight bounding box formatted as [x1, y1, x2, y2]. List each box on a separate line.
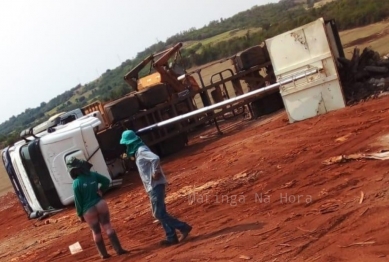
[72, 182, 83, 218]
[148, 154, 162, 180]
[142, 150, 163, 180]
[94, 172, 111, 192]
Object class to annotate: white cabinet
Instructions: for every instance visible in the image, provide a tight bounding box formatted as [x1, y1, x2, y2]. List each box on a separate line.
[265, 18, 346, 123]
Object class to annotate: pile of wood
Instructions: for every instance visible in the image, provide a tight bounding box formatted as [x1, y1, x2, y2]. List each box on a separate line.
[337, 47, 389, 105]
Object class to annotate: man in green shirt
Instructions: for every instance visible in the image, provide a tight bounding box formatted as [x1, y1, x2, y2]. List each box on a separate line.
[68, 157, 128, 259]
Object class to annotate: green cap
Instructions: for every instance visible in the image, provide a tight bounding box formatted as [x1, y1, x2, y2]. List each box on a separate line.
[120, 130, 139, 145]
[66, 157, 92, 173]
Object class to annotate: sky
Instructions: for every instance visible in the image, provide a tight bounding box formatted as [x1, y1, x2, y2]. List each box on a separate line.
[0, 0, 279, 124]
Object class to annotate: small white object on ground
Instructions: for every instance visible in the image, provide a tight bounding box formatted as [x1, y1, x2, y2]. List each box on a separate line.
[69, 242, 83, 255]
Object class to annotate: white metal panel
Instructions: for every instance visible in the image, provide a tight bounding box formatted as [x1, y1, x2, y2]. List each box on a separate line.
[41, 131, 110, 205]
[40, 129, 85, 205]
[265, 18, 345, 123]
[86, 111, 106, 132]
[282, 80, 345, 122]
[40, 117, 112, 205]
[10, 143, 43, 212]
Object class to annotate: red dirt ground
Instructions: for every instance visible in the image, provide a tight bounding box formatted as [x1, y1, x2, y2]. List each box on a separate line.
[2, 95, 389, 262]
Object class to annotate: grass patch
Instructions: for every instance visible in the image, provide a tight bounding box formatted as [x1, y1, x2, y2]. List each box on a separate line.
[339, 21, 389, 58]
[185, 28, 262, 51]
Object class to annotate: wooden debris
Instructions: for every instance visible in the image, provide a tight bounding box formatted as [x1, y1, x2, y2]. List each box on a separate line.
[340, 241, 375, 248]
[307, 255, 322, 262]
[337, 47, 389, 105]
[359, 191, 364, 204]
[349, 185, 363, 191]
[282, 235, 307, 244]
[365, 66, 389, 74]
[224, 232, 245, 243]
[239, 255, 252, 260]
[277, 243, 291, 247]
[375, 176, 384, 182]
[360, 207, 370, 217]
[319, 202, 340, 214]
[297, 227, 316, 233]
[145, 254, 157, 260]
[251, 226, 280, 236]
[280, 180, 296, 189]
[273, 249, 293, 257]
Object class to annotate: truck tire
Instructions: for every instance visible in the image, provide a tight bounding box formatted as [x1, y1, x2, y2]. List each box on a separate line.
[135, 84, 169, 109]
[235, 45, 267, 72]
[104, 95, 140, 124]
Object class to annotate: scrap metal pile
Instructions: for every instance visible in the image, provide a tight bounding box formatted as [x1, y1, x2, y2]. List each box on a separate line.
[337, 47, 389, 105]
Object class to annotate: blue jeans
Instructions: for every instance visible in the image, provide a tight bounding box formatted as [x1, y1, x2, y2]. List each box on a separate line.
[148, 184, 190, 241]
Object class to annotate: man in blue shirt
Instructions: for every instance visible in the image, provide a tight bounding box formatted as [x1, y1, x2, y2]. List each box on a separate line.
[120, 130, 192, 246]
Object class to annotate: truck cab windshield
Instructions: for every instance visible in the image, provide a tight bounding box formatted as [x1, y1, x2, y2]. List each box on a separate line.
[20, 140, 63, 210]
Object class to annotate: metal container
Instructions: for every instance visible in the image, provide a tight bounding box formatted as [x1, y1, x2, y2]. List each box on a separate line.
[265, 18, 346, 123]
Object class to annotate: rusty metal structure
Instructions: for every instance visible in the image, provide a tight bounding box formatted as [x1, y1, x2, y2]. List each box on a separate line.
[124, 42, 201, 94]
[136, 67, 320, 134]
[81, 41, 286, 160]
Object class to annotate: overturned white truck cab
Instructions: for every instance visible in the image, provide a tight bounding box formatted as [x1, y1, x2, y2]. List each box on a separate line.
[2, 115, 123, 218]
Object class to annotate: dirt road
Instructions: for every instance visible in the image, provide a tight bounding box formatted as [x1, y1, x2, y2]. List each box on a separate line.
[2, 95, 389, 262]
[0, 163, 12, 197]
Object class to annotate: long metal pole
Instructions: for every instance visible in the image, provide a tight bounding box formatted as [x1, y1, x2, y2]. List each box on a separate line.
[136, 67, 319, 135]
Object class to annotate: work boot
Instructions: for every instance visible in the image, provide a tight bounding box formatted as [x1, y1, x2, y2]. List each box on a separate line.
[108, 231, 129, 255]
[179, 225, 192, 242]
[160, 235, 179, 247]
[95, 239, 111, 259]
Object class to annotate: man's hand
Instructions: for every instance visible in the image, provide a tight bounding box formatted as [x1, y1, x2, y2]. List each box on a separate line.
[120, 153, 128, 159]
[97, 189, 102, 197]
[152, 170, 162, 180]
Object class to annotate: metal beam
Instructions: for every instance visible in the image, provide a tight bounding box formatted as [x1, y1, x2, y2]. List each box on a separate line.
[136, 67, 319, 135]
